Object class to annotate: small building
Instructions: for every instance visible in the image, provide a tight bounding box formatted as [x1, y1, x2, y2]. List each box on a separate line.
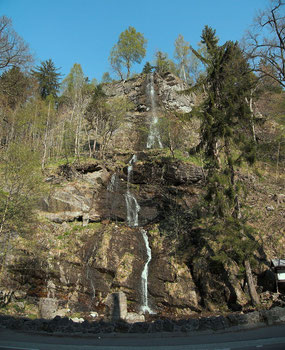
[271, 259, 285, 292]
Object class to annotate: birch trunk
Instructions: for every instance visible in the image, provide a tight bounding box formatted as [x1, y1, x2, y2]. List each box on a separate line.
[245, 259, 260, 306]
[41, 101, 50, 170]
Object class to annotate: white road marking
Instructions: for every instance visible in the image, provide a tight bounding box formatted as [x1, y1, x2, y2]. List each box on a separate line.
[0, 347, 39, 350]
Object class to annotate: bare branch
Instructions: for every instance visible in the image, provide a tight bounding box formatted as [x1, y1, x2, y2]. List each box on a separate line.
[243, 0, 285, 86]
[0, 16, 33, 71]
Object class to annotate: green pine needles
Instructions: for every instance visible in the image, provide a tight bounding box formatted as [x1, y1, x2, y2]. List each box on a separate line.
[190, 26, 260, 305]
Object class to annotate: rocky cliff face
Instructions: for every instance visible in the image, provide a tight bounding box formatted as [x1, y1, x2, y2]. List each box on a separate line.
[102, 72, 195, 114]
[101, 72, 198, 151]
[1, 72, 284, 320]
[2, 151, 279, 318]
[35, 152, 204, 315]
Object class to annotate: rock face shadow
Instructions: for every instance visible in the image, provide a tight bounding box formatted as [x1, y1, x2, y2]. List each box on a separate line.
[105, 292, 127, 321]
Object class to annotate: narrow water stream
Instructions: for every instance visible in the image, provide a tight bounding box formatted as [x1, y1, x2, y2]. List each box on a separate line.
[125, 155, 140, 227]
[146, 72, 163, 149]
[140, 228, 153, 313]
[124, 155, 153, 313]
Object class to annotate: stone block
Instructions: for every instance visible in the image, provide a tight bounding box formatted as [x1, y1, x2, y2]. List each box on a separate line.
[199, 316, 229, 331]
[261, 307, 285, 325]
[129, 321, 150, 333]
[39, 298, 58, 319]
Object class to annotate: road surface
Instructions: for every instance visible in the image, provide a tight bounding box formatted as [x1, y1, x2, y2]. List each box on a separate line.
[0, 324, 285, 349]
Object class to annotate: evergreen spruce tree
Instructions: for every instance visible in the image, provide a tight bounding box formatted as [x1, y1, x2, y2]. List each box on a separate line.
[32, 59, 61, 99]
[154, 51, 170, 75]
[191, 26, 260, 306]
[142, 62, 153, 74]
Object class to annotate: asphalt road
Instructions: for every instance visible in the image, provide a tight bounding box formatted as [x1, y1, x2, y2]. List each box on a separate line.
[0, 324, 285, 349]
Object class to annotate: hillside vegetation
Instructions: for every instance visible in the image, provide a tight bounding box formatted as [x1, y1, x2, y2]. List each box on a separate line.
[0, 2, 284, 319]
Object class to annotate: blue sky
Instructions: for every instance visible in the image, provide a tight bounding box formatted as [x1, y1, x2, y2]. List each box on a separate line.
[1, 0, 269, 82]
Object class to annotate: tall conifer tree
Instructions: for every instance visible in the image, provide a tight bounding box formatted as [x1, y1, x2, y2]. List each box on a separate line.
[191, 26, 260, 306]
[32, 59, 61, 99]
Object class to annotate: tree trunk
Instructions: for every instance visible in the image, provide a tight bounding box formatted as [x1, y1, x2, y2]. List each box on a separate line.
[276, 140, 280, 180]
[126, 61, 130, 79]
[224, 138, 242, 219]
[41, 101, 50, 170]
[0, 231, 11, 283]
[245, 95, 257, 143]
[84, 125, 92, 158]
[0, 193, 12, 283]
[213, 140, 221, 168]
[244, 259, 260, 306]
[93, 125, 98, 157]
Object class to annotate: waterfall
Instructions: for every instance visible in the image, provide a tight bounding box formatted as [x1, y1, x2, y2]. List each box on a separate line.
[146, 73, 163, 149]
[107, 173, 117, 192]
[125, 193, 140, 227]
[124, 155, 153, 313]
[125, 155, 140, 227]
[140, 228, 153, 313]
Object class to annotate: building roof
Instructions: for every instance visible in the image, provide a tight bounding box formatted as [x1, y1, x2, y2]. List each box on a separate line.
[271, 259, 285, 268]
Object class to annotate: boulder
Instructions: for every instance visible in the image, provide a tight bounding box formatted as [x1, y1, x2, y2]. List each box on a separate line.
[0, 289, 13, 307]
[71, 317, 85, 323]
[125, 312, 145, 323]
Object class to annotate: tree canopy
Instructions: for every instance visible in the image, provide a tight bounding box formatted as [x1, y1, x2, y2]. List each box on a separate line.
[109, 26, 147, 79]
[32, 59, 61, 99]
[244, 0, 285, 87]
[0, 66, 34, 109]
[189, 26, 260, 305]
[174, 34, 191, 82]
[0, 16, 32, 72]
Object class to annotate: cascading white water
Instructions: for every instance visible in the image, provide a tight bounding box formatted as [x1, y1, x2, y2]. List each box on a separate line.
[124, 155, 153, 313]
[127, 154, 137, 184]
[140, 228, 153, 313]
[125, 193, 140, 227]
[146, 73, 163, 149]
[125, 155, 140, 227]
[107, 173, 117, 192]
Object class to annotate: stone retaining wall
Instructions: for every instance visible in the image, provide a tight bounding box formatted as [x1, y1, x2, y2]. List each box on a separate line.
[0, 307, 285, 335]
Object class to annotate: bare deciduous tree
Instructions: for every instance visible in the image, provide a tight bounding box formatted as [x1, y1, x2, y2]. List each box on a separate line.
[244, 0, 285, 87]
[0, 16, 32, 71]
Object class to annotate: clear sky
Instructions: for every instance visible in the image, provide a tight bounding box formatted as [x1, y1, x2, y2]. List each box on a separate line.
[1, 0, 269, 82]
